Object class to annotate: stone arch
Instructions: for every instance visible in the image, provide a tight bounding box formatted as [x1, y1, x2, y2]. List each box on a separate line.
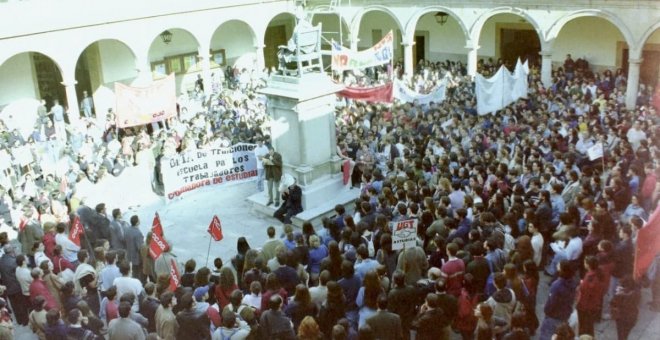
[260, 11, 297, 45]
[350, 5, 404, 45]
[639, 22, 660, 50]
[404, 6, 469, 44]
[211, 19, 259, 71]
[469, 7, 544, 46]
[546, 9, 635, 51]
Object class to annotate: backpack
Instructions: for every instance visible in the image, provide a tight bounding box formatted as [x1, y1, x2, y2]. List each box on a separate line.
[362, 233, 375, 258]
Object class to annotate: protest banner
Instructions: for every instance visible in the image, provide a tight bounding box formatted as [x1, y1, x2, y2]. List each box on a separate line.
[339, 83, 393, 103]
[587, 142, 604, 161]
[69, 216, 84, 247]
[115, 73, 177, 128]
[393, 79, 447, 105]
[476, 59, 529, 115]
[332, 31, 393, 71]
[152, 212, 163, 236]
[390, 218, 418, 250]
[169, 259, 181, 291]
[161, 143, 258, 200]
[149, 231, 169, 260]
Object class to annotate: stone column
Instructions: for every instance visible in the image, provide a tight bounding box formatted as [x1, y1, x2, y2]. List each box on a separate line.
[257, 73, 345, 211]
[402, 42, 413, 79]
[466, 43, 479, 78]
[540, 50, 553, 88]
[61, 79, 80, 122]
[255, 44, 266, 71]
[626, 58, 642, 109]
[197, 49, 213, 95]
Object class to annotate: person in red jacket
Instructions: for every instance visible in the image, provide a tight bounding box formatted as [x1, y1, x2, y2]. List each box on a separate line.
[29, 268, 58, 311]
[576, 256, 608, 336]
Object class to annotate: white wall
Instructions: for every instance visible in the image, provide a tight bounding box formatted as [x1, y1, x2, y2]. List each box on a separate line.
[553, 17, 624, 68]
[99, 40, 137, 84]
[357, 11, 403, 60]
[0, 53, 37, 106]
[211, 21, 256, 67]
[415, 14, 467, 62]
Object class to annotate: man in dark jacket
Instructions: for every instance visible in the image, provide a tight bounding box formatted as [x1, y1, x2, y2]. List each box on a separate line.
[412, 293, 451, 340]
[140, 283, 161, 333]
[124, 215, 144, 281]
[0, 244, 29, 325]
[388, 270, 417, 334]
[366, 294, 403, 340]
[539, 260, 578, 340]
[109, 208, 128, 252]
[260, 294, 295, 340]
[175, 292, 210, 340]
[274, 179, 303, 224]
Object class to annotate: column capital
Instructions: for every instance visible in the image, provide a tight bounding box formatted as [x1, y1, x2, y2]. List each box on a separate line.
[254, 44, 265, 49]
[60, 80, 77, 87]
[464, 44, 480, 51]
[539, 50, 553, 57]
[628, 58, 643, 65]
[401, 41, 414, 47]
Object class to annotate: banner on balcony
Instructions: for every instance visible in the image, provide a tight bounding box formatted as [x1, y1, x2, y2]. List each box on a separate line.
[115, 73, 177, 128]
[332, 31, 393, 71]
[339, 83, 393, 103]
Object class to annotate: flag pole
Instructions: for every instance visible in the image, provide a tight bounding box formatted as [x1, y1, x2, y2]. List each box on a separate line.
[205, 235, 212, 267]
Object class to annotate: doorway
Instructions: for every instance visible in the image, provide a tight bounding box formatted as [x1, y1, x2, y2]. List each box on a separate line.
[499, 29, 540, 68]
[264, 25, 287, 70]
[413, 35, 426, 69]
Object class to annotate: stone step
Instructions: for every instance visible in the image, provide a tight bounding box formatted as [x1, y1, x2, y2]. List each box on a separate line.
[247, 182, 359, 228]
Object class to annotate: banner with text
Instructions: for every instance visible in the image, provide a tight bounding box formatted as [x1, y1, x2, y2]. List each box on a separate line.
[115, 73, 177, 128]
[162, 143, 258, 200]
[393, 79, 447, 105]
[332, 31, 393, 71]
[390, 218, 418, 250]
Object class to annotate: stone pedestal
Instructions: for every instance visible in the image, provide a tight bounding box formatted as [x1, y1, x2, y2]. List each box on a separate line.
[249, 72, 357, 226]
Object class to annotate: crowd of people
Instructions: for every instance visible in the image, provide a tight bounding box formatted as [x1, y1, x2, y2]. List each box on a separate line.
[0, 46, 659, 340]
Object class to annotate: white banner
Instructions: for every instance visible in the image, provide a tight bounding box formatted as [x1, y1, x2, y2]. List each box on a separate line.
[476, 59, 529, 115]
[394, 79, 447, 105]
[588, 142, 604, 161]
[331, 31, 393, 71]
[390, 219, 418, 250]
[162, 143, 258, 200]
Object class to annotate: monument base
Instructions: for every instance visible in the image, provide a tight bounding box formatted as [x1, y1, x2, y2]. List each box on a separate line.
[247, 173, 359, 228]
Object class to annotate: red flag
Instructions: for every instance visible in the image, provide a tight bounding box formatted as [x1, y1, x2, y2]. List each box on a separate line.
[207, 215, 223, 241]
[168, 259, 181, 291]
[68, 216, 84, 247]
[149, 231, 169, 260]
[152, 212, 163, 236]
[634, 205, 660, 279]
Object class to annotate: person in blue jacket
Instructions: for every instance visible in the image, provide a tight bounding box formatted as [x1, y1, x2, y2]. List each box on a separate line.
[539, 260, 577, 340]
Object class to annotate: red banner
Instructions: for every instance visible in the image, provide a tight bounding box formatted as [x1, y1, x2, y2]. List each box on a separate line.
[207, 215, 223, 242]
[115, 73, 177, 128]
[339, 83, 393, 103]
[149, 231, 169, 260]
[634, 205, 660, 279]
[69, 216, 84, 247]
[168, 259, 181, 292]
[152, 212, 163, 237]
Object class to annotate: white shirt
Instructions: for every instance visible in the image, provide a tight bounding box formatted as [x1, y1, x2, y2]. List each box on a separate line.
[241, 293, 262, 311]
[254, 144, 269, 170]
[531, 233, 544, 267]
[626, 128, 646, 151]
[550, 237, 583, 261]
[113, 276, 144, 312]
[309, 285, 328, 308]
[55, 233, 81, 263]
[16, 266, 33, 295]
